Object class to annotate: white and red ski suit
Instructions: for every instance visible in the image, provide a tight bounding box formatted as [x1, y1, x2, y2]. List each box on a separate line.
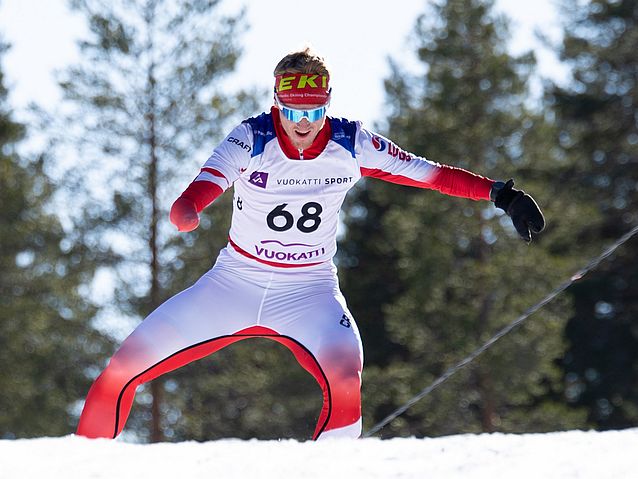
[77, 107, 494, 440]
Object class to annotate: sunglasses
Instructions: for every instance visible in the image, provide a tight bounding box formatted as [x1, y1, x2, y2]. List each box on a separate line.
[275, 93, 330, 123]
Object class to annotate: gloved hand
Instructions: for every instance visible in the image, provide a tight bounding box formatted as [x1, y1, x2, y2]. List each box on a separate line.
[492, 179, 545, 243]
[170, 197, 200, 232]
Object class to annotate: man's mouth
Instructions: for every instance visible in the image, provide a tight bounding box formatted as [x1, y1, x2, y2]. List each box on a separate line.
[294, 129, 311, 138]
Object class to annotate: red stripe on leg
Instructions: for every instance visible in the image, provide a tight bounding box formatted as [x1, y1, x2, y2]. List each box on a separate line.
[80, 325, 346, 441]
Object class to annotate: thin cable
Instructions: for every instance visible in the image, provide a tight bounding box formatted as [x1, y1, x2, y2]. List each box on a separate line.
[363, 223, 638, 438]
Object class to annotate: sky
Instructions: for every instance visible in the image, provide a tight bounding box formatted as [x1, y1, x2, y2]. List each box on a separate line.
[0, 0, 568, 128]
[2, 429, 637, 478]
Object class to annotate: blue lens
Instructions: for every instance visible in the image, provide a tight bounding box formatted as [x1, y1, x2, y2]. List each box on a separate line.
[281, 105, 327, 123]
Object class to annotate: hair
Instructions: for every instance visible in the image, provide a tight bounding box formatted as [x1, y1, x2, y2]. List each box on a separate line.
[273, 47, 331, 77]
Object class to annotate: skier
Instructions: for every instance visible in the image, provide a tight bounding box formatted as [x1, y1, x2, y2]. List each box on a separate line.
[76, 47, 545, 440]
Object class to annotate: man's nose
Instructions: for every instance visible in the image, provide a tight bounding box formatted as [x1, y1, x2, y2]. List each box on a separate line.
[297, 117, 311, 127]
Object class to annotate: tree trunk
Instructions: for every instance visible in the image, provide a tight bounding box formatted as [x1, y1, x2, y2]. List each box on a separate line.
[473, 290, 498, 432]
[147, 62, 164, 443]
[475, 365, 497, 432]
[150, 381, 163, 442]
[474, 222, 498, 432]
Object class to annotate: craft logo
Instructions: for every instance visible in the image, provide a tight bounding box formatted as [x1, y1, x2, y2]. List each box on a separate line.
[227, 136, 251, 152]
[249, 171, 269, 188]
[372, 135, 387, 152]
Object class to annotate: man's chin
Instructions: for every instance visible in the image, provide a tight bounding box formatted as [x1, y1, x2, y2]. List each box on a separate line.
[292, 135, 314, 150]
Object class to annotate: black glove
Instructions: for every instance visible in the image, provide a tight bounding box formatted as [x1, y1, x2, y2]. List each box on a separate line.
[491, 179, 545, 243]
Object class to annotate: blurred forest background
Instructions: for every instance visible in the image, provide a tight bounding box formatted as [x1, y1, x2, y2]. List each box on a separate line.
[1, 0, 637, 442]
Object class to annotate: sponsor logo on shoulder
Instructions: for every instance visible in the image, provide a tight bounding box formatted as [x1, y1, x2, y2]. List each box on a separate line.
[373, 135, 413, 161]
[387, 142, 413, 161]
[248, 171, 269, 188]
[252, 128, 274, 137]
[332, 131, 347, 140]
[227, 136, 251, 152]
[372, 135, 387, 152]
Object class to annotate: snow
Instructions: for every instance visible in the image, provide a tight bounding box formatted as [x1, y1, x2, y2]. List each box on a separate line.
[2, 429, 636, 479]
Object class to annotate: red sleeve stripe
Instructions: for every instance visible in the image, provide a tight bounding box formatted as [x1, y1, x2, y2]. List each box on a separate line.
[197, 170, 229, 191]
[179, 180, 224, 213]
[360, 165, 493, 201]
[201, 167, 227, 178]
[360, 167, 431, 188]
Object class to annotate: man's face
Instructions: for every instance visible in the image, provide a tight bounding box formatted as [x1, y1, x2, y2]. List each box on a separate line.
[277, 103, 327, 151]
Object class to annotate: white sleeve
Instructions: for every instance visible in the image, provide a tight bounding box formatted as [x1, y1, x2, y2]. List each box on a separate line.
[356, 125, 494, 199]
[356, 126, 440, 183]
[196, 123, 253, 190]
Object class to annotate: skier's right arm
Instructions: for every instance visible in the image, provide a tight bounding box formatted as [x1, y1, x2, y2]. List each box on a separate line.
[170, 123, 253, 232]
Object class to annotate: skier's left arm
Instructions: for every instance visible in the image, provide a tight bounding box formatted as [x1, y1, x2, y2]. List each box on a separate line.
[357, 128, 545, 242]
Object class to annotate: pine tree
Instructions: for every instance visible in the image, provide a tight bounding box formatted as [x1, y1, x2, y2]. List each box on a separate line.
[549, 0, 638, 430]
[0, 39, 112, 438]
[47, 0, 256, 441]
[339, 0, 586, 437]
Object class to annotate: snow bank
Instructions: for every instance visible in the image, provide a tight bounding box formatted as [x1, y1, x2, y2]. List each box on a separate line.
[2, 429, 636, 479]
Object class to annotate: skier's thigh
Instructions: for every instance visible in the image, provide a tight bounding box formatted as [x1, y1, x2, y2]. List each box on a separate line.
[112, 268, 262, 370]
[264, 287, 363, 371]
